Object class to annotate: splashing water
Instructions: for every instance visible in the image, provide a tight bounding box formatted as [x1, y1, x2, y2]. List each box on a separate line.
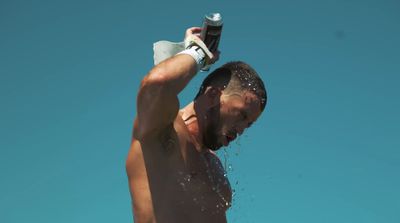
[235, 136, 242, 156]
[235, 136, 241, 146]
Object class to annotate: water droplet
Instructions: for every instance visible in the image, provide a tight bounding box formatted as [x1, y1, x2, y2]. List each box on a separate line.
[235, 136, 241, 146]
[179, 182, 186, 191]
[223, 148, 229, 170]
[184, 174, 191, 182]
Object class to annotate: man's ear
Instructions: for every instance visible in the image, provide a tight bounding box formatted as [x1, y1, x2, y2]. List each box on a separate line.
[203, 86, 222, 107]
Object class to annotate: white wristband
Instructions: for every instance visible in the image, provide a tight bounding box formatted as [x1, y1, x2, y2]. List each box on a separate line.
[176, 46, 206, 71]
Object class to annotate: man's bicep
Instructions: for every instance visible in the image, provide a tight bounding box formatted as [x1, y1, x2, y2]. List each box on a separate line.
[134, 82, 179, 139]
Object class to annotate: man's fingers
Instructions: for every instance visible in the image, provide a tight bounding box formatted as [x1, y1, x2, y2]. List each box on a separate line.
[184, 26, 221, 67]
[185, 27, 202, 38]
[188, 27, 202, 34]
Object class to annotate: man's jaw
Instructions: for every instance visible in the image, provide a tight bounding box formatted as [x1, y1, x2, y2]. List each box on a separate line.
[223, 132, 237, 146]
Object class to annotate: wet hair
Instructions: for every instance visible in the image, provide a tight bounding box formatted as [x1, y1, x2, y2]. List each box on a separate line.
[194, 61, 267, 111]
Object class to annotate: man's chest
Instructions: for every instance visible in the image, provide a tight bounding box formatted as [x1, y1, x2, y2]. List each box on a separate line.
[177, 150, 232, 213]
[140, 124, 232, 212]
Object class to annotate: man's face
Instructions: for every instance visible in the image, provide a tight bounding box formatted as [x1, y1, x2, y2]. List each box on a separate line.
[203, 90, 262, 151]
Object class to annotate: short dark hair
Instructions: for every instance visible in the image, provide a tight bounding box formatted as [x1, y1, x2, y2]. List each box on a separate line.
[195, 61, 267, 111]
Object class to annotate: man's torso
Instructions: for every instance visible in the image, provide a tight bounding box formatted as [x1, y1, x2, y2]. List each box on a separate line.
[126, 113, 232, 223]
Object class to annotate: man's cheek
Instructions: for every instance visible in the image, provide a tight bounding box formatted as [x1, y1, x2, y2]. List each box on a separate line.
[220, 124, 229, 135]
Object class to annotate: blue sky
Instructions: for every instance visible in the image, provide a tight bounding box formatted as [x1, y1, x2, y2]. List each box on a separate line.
[1, 0, 399, 222]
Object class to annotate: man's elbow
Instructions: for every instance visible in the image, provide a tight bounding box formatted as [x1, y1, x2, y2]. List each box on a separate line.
[141, 67, 168, 88]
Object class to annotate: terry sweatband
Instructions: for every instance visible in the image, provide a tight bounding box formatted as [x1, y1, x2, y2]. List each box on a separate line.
[176, 45, 206, 71]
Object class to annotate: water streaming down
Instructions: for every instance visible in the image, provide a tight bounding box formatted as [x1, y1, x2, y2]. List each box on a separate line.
[176, 148, 234, 213]
[219, 134, 246, 207]
[223, 148, 229, 171]
[235, 136, 241, 156]
[184, 78, 255, 212]
[183, 124, 258, 215]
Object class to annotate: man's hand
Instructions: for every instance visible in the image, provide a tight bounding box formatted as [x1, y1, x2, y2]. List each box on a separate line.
[184, 27, 202, 43]
[184, 27, 220, 65]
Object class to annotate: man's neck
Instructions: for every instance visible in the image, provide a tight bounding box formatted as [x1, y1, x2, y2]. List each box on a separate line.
[180, 102, 206, 153]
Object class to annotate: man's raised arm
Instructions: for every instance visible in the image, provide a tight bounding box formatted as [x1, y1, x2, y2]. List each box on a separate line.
[134, 27, 213, 139]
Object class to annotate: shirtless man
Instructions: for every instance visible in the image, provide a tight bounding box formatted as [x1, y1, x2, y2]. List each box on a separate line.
[126, 27, 267, 223]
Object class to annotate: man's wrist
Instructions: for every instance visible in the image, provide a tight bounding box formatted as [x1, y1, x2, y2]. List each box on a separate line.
[176, 45, 206, 71]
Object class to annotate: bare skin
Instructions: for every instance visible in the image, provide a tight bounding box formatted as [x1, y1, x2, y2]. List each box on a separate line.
[126, 27, 262, 223]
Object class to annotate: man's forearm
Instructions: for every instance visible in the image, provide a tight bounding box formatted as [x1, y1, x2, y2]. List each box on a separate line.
[145, 53, 200, 96]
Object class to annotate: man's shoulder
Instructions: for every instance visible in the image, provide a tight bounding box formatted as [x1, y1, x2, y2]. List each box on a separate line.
[173, 111, 189, 132]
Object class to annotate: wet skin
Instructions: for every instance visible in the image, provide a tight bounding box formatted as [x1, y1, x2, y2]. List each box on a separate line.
[125, 27, 262, 223]
[126, 112, 232, 223]
[126, 91, 261, 223]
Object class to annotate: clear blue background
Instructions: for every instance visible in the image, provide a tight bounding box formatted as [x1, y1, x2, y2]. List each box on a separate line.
[1, 0, 399, 222]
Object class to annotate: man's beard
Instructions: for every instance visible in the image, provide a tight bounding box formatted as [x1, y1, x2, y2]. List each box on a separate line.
[203, 104, 222, 151]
